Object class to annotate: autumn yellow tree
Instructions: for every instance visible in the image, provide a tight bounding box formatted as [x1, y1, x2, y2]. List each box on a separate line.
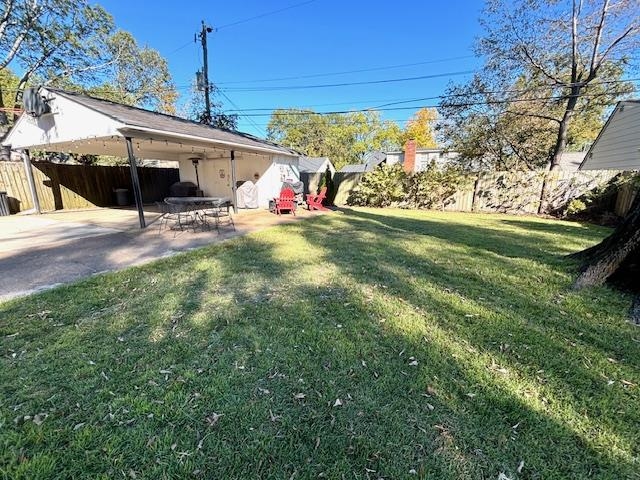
[400, 108, 438, 148]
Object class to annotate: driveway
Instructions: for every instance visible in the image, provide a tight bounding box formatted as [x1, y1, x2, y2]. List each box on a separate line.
[0, 208, 321, 302]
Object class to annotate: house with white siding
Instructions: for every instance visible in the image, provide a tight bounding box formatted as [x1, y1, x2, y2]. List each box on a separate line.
[580, 100, 640, 171]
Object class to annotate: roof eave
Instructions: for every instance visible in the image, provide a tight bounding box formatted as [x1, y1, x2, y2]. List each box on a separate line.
[117, 126, 298, 157]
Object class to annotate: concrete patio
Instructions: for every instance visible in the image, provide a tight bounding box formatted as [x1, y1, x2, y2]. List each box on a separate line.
[0, 206, 326, 302]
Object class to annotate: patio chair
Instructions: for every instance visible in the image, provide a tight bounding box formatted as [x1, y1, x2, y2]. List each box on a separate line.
[202, 200, 236, 232]
[160, 200, 198, 232]
[306, 186, 328, 211]
[274, 188, 296, 215]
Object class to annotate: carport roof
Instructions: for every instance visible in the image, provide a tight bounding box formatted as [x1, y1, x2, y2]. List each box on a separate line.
[4, 87, 299, 158]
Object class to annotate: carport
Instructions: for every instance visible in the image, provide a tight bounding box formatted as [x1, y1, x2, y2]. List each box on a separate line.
[3, 87, 300, 228]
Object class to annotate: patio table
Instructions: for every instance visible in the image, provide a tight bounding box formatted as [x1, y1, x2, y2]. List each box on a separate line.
[164, 196, 231, 208]
[163, 197, 233, 231]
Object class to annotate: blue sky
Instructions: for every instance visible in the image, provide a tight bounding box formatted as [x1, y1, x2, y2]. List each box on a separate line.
[99, 0, 485, 136]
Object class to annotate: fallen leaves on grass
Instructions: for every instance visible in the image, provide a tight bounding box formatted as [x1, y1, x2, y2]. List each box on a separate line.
[33, 413, 48, 425]
[205, 413, 223, 427]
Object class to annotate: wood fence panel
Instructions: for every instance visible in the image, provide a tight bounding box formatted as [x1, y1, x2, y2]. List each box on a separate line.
[0, 161, 179, 213]
[615, 183, 637, 217]
[333, 172, 365, 206]
[299, 172, 325, 196]
[443, 187, 474, 212]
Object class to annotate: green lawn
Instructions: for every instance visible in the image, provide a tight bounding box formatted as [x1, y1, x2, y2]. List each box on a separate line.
[1, 208, 639, 479]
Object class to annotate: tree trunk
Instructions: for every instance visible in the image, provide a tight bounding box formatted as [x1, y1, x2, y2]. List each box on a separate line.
[550, 87, 581, 171]
[573, 193, 640, 288]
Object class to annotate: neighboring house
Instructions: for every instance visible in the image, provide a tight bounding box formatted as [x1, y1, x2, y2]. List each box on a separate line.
[580, 100, 640, 171]
[556, 152, 587, 171]
[298, 156, 336, 175]
[339, 163, 367, 173]
[339, 151, 387, 173]
[340, 140, 460, 174]
[386, 140, 460, 173]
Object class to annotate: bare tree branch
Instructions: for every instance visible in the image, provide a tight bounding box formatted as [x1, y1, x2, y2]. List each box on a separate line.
[588, 0, 610, 77]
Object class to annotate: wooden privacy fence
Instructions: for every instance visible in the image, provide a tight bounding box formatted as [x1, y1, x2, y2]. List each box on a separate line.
[0, 161, 179, 213]
[615, 182, 637, 217]
[333, 169, 624, 215]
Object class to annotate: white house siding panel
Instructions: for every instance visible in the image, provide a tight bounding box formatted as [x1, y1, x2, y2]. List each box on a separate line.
[415, 151, 461, 172]
[178, 159, 231, 198]
[178, 155, 300, 208]
[582, 102, 640, 171]
[386, 153, 403, 165]
[255, 156, 300, 208]
[6, 90, 124, 149]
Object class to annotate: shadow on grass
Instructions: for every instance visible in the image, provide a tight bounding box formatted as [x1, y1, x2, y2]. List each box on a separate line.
[0, 210, 638, 479]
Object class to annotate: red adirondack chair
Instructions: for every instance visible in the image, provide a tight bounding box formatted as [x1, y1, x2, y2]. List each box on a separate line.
[274, 188, 296, 215]
[306, 186, 327, 211]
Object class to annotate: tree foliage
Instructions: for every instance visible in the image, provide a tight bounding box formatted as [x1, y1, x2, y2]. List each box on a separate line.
[266, 109, 402, 169]
[400, 108, 437, 148]
[0, 0, 113, 109]
[0, 0, 178, 131]
[439, 0, 639, 171]
[81, 31, 177, 114]
[182, 86, 238, 131]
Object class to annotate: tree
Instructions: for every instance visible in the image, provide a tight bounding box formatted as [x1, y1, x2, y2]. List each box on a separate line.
[571, 175, 640, 293]
[181, 85, 238, 130]
[400, 108, 437, 148]
[440, 0, 639, 170]
[82, 31, 177, 114]
[0, 0, 114, 118]
[1, 1, 179, 138]
[266, 109, 401, 169]
[0, 67, 19, 156]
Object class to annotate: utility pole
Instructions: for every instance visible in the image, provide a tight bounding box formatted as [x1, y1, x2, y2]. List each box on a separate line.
[198, 21, 213, 124]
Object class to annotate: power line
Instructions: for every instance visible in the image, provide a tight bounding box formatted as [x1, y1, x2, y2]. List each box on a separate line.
[216, 76, 638, 112]
[226, 90, 636, 118]
[221, 69, 476, 92]
[214, 55, 477, 85]
[219, 79, 640, 116]
[218, 90, 267, 136]
[166, 40, 194, 57]
[216, 0, 318, 31]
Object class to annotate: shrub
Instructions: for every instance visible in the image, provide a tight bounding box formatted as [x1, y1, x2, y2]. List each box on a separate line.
[322, 165, 335, 205]
[565, 198, 588, 216]
[347, 163, 406, 207]
[405, 161, 470, 209]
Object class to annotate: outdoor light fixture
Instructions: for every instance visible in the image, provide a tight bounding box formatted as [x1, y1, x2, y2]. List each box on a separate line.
[189, 156, 201, 188]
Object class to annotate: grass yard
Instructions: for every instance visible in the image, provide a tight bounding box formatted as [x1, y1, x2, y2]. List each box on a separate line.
[1, 208, 639, 479]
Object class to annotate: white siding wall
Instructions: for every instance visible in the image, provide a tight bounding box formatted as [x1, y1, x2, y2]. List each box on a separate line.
[178, 154, 299, 208]
[6, 89, 124, 149]
[415, 151, 460, 172]
[582, 102, 640, 171]
[386, 152, 403, 165]
[256, 156, 299, 208]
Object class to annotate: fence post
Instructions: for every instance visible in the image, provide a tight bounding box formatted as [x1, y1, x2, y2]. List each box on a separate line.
[21, 149, 41, 214]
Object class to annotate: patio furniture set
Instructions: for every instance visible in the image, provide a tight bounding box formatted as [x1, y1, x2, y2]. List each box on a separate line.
[156, 196, 235, 233]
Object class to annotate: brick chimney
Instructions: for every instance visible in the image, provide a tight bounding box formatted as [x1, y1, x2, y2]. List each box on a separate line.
[403, 139, 417, 174]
